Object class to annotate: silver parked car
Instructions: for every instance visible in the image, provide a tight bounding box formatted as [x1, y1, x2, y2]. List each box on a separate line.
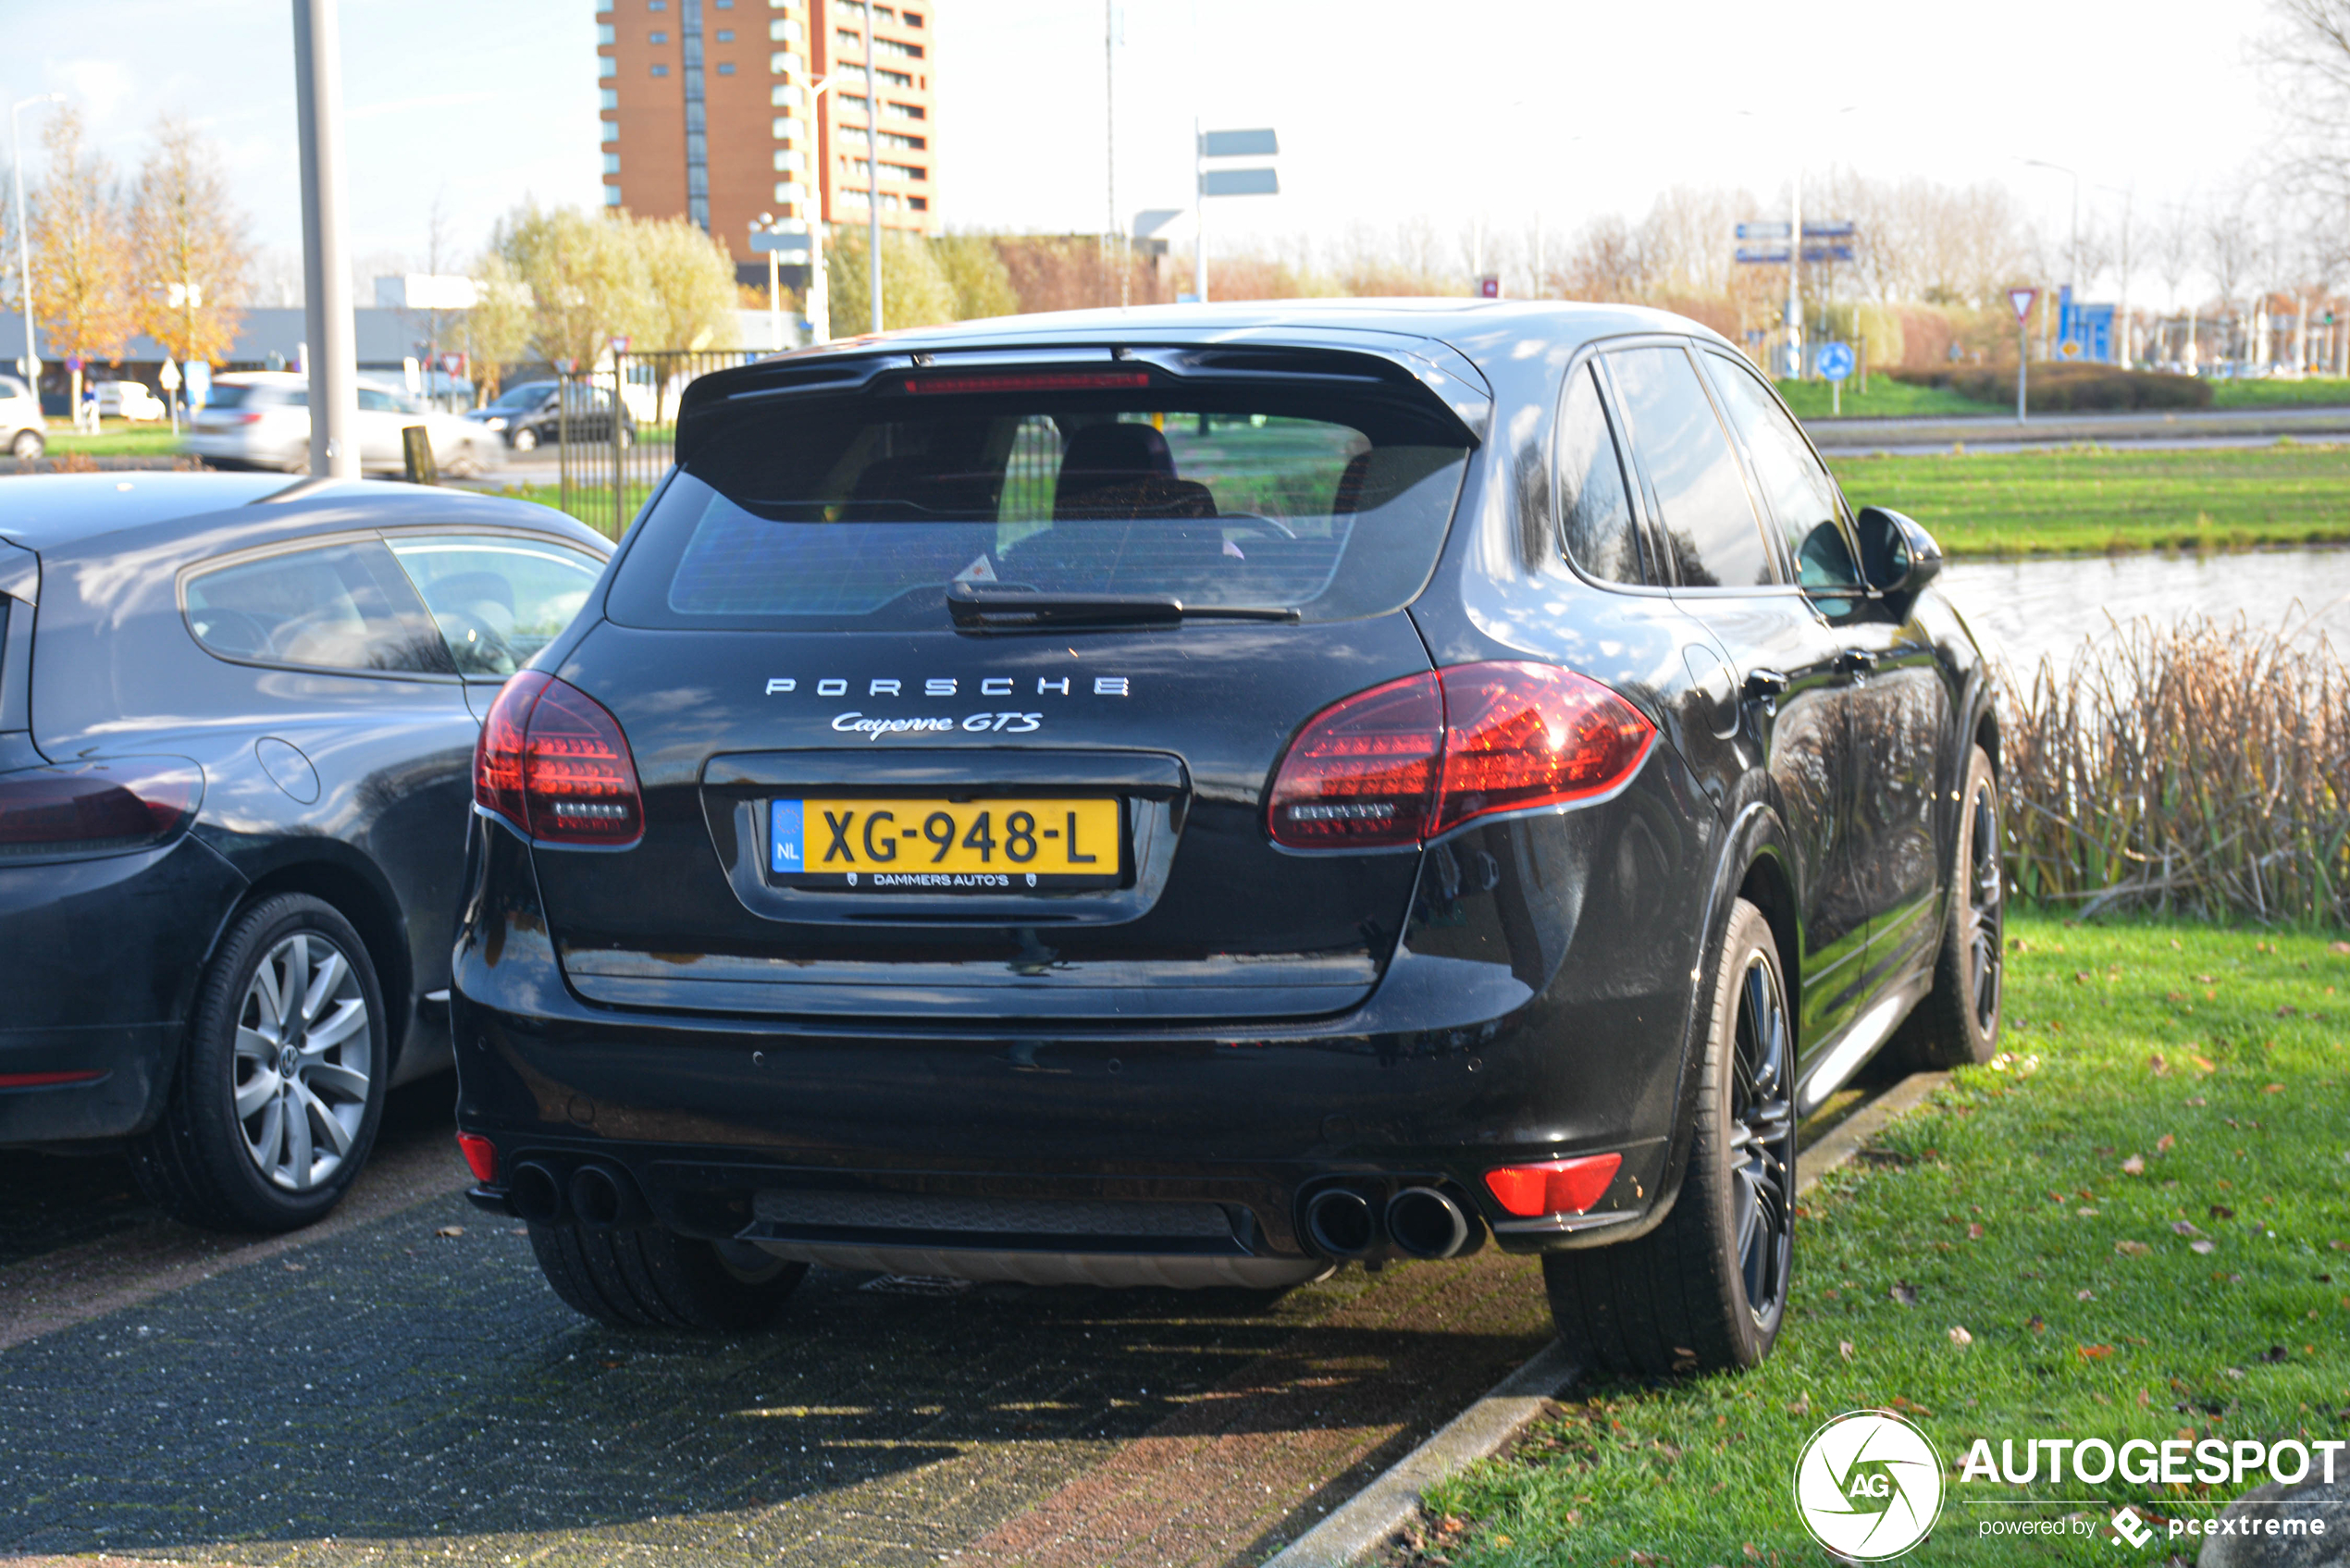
[185, 373, 501, 476]
[0, 375, 42, 460]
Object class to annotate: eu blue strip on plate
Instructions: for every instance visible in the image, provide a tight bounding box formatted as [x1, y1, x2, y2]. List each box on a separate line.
[769, 798, 804, 875]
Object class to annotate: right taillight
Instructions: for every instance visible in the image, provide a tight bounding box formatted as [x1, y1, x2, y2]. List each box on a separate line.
[1267, 661, 1653, 850]
[0, 758, 204, 859]
[474, 671, 644, 847]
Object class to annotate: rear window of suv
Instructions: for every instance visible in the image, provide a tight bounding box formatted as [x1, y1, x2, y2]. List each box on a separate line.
[606, 381, 1473, 629]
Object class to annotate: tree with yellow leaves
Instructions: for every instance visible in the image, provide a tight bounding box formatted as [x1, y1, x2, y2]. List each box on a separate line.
[129, 116, 252, 373]
[29, 106, 137, 413]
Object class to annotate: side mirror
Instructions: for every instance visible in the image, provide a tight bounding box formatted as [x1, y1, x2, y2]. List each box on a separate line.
[1853, 506, 1944, 597]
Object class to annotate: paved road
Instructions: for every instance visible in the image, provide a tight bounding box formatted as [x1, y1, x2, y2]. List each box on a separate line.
[1804, 401, 2350, 452]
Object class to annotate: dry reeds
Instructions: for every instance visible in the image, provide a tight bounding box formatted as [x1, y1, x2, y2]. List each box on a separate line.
[2000, 615, 2350, 925]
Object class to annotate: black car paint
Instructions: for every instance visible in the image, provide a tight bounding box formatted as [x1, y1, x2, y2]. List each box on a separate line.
[0, 475, 611, 1146]
[450, 301, 1997, 1264]
[464, 383, 634, 448]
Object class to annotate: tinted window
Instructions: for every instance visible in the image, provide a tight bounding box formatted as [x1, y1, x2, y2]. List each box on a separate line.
[185, 542, 456, 674]
[1605, 345, 1774, 590]
[210, 384, 303, 410]
[386, 537, 605, 678]
[1705, 353, 1861, 592]
[489, 383, 553, 411]
[1556, 364, 1643, 585]
[609, 388, 1472, 629]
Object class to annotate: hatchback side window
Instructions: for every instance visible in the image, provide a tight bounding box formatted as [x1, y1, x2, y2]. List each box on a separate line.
[1555, 364, 1644, 585]
[1703, 352, 1863, 593]
[356, 389, 402, 414]
[1603, 345, 1774, 590]
[185, 542, 457, 674]
[386, 537, 605, 678]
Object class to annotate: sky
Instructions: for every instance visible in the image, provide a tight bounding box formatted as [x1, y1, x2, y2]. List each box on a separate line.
[0, 0, 2287, 301]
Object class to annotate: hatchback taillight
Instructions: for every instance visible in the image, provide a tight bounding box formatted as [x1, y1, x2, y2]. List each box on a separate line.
[0, 758, 204, 859]
[473, 671, 644, 846]
[1267, 662, 1653, 849]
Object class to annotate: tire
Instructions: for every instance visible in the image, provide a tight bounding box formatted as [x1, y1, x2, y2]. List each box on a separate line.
[130, 894, 389, 1232]
[527, 1221, 808, 1332]
[1541, 897, 1795, 1376]
[9, 428, 43, 461]
[1891, 745, 2003, 1069]
[510, 426, 538, 453]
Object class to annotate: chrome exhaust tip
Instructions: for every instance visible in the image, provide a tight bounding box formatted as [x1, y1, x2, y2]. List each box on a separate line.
[1385, 1186, 1472, 1259]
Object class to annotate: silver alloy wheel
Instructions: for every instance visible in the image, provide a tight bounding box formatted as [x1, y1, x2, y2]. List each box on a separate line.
[1963, 779, 2004, 1033]
[231, 932, 372, 1191]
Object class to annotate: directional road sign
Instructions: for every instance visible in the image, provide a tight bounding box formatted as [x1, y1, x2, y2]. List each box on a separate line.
[1200, 167, 1279, 197]
[1816, 342, 1856, 382]
[751, 230, 812, 258]
[1199, 128, 1278, 158]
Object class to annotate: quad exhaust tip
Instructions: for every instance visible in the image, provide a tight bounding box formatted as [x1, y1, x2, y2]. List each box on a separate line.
[508, 1160, 564, 1225]
[1386, 1186, 1472, 1259]
[568, 1162, 652, 1231]
[1303, 1187, 1376, 1258]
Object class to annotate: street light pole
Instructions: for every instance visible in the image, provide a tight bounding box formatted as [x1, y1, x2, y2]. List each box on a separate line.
[863, 0, 881, 334]
[1194, 117, 1206, 303]
[291, 0, 359, 479]
[776, 62, 835, 342]
[11, 93, 64, 390]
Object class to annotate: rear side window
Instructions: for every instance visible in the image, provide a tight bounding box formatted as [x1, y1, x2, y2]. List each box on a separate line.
[185, 542, 456, 675]
[0, 377, 27, 401]
[1605, 345, 1774, 590]
[609, 382, 1474, 629]
[1555, 364, 1643, 585]
[1704, 353, 1861, 592]
[387, 537, 604, 678]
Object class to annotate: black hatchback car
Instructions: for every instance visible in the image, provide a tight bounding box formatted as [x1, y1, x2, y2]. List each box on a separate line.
[451, 302, 2002, 1370]
[0, 474, 610, 1231]
[464, 381, 635, 453]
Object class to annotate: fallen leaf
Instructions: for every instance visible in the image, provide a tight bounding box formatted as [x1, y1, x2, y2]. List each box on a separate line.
[1786, 1393, 1812, 1416]
[2173, 1220, 2202, 1236]
[2077, 1343, 2114, 1359]
[2121, 1155, 2146, 1176]
[1967, 1222, 1985, 1240]
[2078, 1289, 2096, 1301]
[2331, 941, 2350, 955]
[1890, 1282, 1918, 1306]
[2264, 1083, 2286, 1094]
[2193, 1055, 2218, 1072]
[2157, 1134, 2176, 1154]
[1839, 1340, 1856, 1361]
[2147, 1052, 2171, 1076]
[281, 1262, 304, 1272]
[2117, 1240, 2153, 1257]
[435, 1226, 464, 1239]
[2258, 1345, 2291, 1364]
[2211, 1204, 2236, 1220]
[1948, 1325, 1974, 1347]
[2027, 1315, 2046, 1332]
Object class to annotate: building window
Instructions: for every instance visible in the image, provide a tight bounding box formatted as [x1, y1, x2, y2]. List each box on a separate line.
[902, 9, 922, 25]
[771, 116, 794, 136]
[603, 151, 622, 174]
[769, 49, 804, 75]
[909, 194, 926, 210]
[600, 87, 619, 109]
[649, 29, 668, 41]
[649, 0, 665, 7]
[717, 61, 735, 72]
[873, 65, 913, 88]
[715, 28, 733, 40]
[651, 62, 669, 74]
[773, 180, 807, 203]
[769, 16, 801, 38]
[877, 129, 923, 150]
[604, 186, 625, 206]
[598, 22, 615, 42]
[880, 159, 924, 180]
[599, 54, 617, 76]
[884, 99, 923, 119]
[875, 35, 921, 58]
[773, 147, 805, 171]
[771, 82, 802, 106]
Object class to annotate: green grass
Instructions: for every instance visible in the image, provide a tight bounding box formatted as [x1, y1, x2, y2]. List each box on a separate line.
[1826, 443, 2350, 556]
[484, 480, 653, 540]
[2207, 377, 2350, 409]
[43, 423, 188, 457]
[1775, 379, 2006, 420]
[1417, 912, 2350, 1566]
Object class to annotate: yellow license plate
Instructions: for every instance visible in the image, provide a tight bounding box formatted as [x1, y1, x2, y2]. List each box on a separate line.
[769, 796, 1122, 890]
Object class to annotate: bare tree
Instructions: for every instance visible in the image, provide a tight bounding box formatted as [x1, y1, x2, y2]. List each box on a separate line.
[2203, 188, 2259, 365]
[2258, 0, 2350, 202]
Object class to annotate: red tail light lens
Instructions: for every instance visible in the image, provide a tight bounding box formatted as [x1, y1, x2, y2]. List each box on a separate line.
[1433, 662, 1655, 834]
[1267, 662, 1652, 849]
[473, 671, 643, 846]
[1265, 672, 1442, 848]
[1484, 1153, 1623, 1217]
[0, 758, 204, 859]
[456, 1132, 498, 1183]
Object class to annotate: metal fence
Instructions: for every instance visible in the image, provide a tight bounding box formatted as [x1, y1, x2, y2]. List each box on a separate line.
[555, 349, 764, 537]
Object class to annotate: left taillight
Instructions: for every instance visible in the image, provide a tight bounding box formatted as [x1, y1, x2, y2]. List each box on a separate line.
[0, 758, 204, 859]
[474, 671, 643, 847]
[1267, 661, 1653, 849]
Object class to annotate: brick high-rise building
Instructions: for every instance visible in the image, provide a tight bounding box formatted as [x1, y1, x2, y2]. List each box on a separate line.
[599, 0, 938, 268]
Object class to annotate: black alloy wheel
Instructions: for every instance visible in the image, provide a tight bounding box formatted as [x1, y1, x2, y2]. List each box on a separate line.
[1893, 744, 2004, 1068]
[1727, 945, 1795, 1330]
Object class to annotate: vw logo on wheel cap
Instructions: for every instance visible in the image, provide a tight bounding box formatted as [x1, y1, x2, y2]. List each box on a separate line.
[1791, 1409, 1944, 1560]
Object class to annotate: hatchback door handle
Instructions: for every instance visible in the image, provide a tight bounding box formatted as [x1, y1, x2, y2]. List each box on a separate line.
[1836, 648, 1879, 676]
[1742, 668, 1789, 702]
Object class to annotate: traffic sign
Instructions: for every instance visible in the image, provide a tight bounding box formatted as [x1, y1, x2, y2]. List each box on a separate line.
[2008, 287, 2038, 325]
[1478, 276, 1500, 299]
[157, 358, 181, 392]
[1199, 128, 1278, 158]
[1816, 342, 1855, 382]
[750, 229, 810, 257]
[2059, 339, 2082, 359]
[1200, 167, 1278, 196]
[609, 335, 631, 354]
[1736, 221, 1791, 241]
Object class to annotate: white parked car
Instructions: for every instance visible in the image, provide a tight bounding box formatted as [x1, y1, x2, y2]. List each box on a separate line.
[93, 380, 167, 422]
[184, 373, 503, 477]
[0, 375, 43, 460]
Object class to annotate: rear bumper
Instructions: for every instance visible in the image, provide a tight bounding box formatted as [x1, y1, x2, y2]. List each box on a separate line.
[0, 835, 246, 1143]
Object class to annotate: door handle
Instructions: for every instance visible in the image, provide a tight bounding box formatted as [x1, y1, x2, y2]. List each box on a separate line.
[1742, 668, 1789, 703]
[1836, 648, 1880, 677]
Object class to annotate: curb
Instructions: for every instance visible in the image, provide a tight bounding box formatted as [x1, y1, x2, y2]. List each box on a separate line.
[1261, 1068, 1953, 1568]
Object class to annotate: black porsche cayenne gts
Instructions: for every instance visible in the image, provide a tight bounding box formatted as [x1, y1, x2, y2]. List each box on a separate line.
[452, 301, 2004, 1374]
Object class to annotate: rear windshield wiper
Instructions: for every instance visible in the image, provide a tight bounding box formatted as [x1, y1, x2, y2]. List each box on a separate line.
[946, 583, 1302, 629]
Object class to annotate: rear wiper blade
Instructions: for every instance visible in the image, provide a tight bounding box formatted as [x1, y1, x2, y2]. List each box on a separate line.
[946, 582, 1301, 628]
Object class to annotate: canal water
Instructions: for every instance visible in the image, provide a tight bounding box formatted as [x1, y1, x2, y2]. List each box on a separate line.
[1937, 548, 2350, 673]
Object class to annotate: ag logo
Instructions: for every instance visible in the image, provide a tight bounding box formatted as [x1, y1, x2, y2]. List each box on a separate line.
[1791, 1409, 1945, 1560]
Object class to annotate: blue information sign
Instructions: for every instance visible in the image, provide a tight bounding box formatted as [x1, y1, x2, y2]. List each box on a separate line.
[1816, 342, 1856, 382]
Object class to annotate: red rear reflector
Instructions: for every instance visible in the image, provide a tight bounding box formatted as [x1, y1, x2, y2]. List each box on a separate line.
[0, 1069, 109, 1089]
[1266, 662, 1651, 849]
[473, 671, 644, 846]
[456, 1132, 498, 1184]
[0, 758, 204, 859]
[903, 371, 1152, 394]
[1484, 1153, 1624, 1217]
